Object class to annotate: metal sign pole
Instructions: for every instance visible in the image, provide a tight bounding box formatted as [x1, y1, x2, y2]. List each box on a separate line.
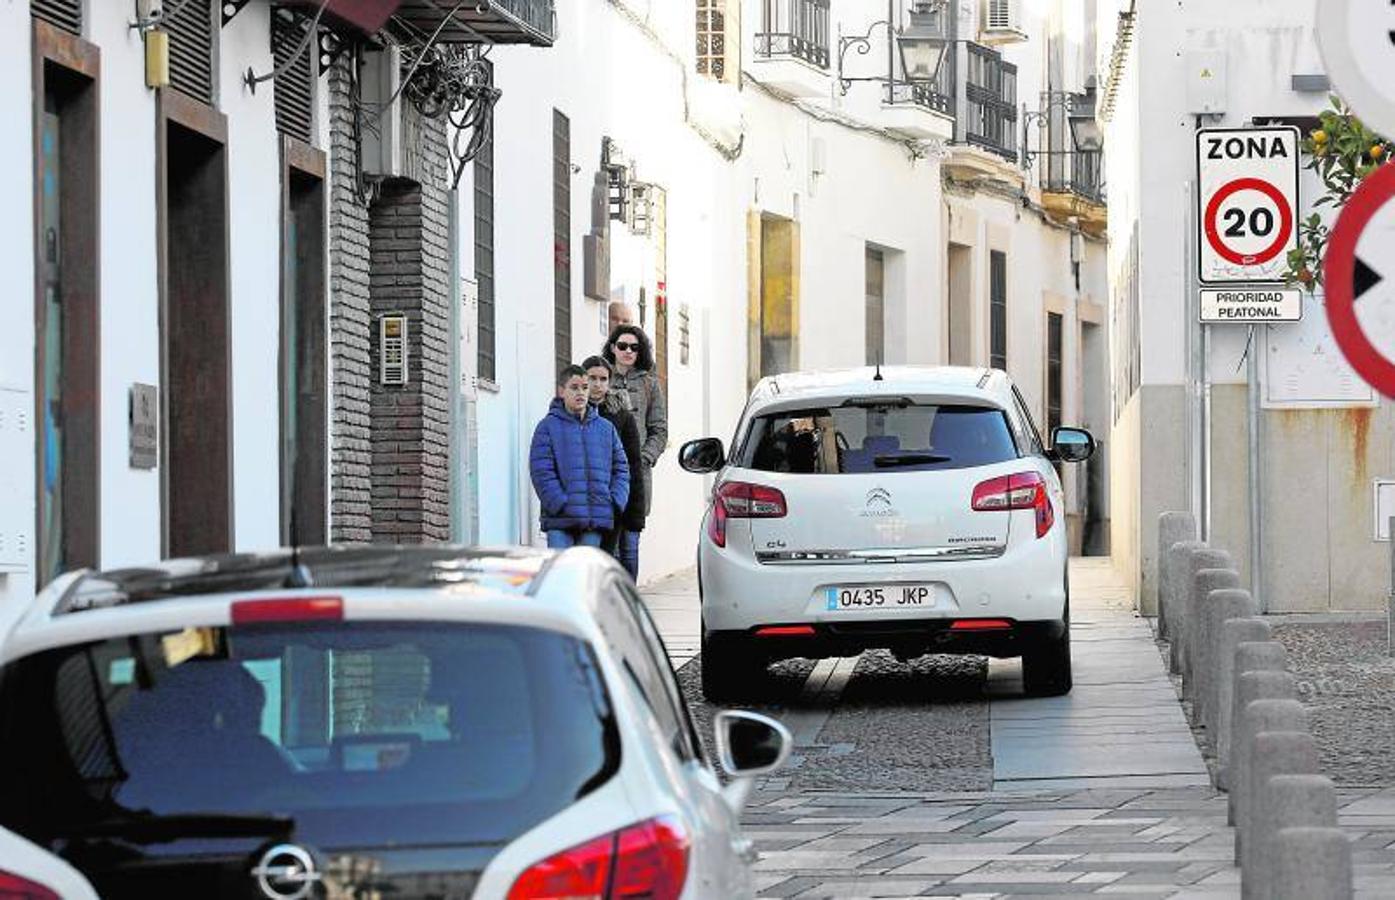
[1249, 327, 1264, 610]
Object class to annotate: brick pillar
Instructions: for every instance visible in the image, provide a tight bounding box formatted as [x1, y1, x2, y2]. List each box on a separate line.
[366, 105, 452, 544]
[328, 61, 373, 543]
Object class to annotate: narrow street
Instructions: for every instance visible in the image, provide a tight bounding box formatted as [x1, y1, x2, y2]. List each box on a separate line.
[648, 560, 1241, 897]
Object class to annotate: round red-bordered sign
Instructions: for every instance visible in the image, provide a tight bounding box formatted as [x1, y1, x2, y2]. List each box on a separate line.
[1325, 161, 1395, 399]
[1203, 177, 1295, 266]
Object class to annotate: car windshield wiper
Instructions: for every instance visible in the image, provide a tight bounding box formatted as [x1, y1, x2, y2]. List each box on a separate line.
[874, 452, 951, 468]
[69, 812, 295, 844]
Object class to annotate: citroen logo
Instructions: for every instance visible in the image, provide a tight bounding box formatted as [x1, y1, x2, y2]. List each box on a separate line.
[252, 844, 322, 900]
[866, 488, 892, 508]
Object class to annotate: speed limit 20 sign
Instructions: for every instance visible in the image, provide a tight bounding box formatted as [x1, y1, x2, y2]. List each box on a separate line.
[1196, 127, 1300, 284]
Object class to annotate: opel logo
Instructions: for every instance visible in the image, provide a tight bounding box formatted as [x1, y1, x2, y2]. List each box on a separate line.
[252, 844, 322, 900]
[866, 488, 892, 507]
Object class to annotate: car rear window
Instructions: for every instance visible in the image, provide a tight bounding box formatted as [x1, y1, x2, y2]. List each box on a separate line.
[0, 622, 619, 851]
[738, 402, 1019, 474]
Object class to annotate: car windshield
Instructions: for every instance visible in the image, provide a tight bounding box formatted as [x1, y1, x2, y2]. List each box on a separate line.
[738, 402, 1019, 474]
[0, 622, 619, 851]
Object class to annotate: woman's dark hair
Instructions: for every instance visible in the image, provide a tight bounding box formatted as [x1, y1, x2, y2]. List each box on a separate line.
[580, 355, 612, 373]
[602, 325, 655, 372]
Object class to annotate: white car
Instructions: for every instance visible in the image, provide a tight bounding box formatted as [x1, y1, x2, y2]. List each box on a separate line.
[680, 366, 1095, 702]
[0, 545, 789, 900]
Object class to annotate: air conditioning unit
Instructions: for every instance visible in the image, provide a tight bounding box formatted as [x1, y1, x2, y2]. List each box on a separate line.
[980, 0, 1026, 45]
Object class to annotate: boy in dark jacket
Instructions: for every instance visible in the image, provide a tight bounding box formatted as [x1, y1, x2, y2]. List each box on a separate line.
[583, 356, 646, 578]
[530, 365, 630, 549]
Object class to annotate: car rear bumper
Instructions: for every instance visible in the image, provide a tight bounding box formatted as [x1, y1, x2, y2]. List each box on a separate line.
[699, 529, 1066, 656]
[708, 616, 1066, 661]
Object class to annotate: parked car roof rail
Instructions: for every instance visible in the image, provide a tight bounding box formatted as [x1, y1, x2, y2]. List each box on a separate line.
[51, 545, 555, 616]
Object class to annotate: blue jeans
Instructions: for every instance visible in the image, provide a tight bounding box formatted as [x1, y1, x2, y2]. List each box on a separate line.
[616, 529, 641, 581]
[546, 530, 604, 549]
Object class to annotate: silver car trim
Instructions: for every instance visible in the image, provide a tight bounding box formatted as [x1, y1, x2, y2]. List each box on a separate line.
[755, 544, 1007, 565]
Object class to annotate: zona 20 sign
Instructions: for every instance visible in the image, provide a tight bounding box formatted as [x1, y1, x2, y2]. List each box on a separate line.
[1196, 127, 1300, 284]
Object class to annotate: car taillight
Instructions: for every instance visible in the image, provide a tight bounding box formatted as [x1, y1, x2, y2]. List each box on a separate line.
[707, 481, 787, 548]
[0, 871, 61, 900]
[507, 816, 690, 900]
[230, 595, 344, 625]
[971, 472, 1054, 538]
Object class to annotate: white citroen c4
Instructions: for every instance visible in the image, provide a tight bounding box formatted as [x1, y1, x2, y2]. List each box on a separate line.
[680, 366, 1096, 702]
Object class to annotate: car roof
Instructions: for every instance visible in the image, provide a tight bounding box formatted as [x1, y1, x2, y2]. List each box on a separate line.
[3, 545, 625, 662]
[747, 366, 1013, 412]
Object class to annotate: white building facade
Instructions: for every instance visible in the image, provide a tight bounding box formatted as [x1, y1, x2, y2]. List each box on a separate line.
[1098, 0, 1395, 613]
[470, 0, 1111, 580]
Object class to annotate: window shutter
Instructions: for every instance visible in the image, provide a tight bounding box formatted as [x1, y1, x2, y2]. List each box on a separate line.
[474, 113, 497, 384]
[553, 110, 571, 377]
[166, 0, 215, 105]
[272, 12, 316, 144]
[32, 0, 82, 34]
[990, 250, 1007, 371]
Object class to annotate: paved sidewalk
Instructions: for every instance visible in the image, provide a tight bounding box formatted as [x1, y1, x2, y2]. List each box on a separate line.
[986, 560, 1211, 791]
[744, 787, 1238, 898]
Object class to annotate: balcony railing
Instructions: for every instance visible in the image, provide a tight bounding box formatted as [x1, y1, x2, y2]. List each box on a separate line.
[389, 0, 556, 46]
[886, 46, 954, 117]
[1042, 148, 1105, 204]
[964, 43, 1017, 160]
[754, 0, 831, 69]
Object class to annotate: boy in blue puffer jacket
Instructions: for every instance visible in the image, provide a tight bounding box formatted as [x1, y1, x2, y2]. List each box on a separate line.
[530, 365, 630, 549]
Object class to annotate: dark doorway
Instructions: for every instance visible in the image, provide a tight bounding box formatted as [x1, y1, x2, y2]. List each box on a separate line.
[162, 114, 230, 557]
[281, 161, 327, 546]
[33, 36, 100, 586]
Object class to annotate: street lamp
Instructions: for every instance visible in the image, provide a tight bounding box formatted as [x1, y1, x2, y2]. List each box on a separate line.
[837, 0, 949, 98]
[1022, 88, 1104, 170]
[1067, 86, 1103, 152]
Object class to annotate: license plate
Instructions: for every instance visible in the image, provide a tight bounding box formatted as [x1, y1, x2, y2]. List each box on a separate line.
[824, 584, 937, 611]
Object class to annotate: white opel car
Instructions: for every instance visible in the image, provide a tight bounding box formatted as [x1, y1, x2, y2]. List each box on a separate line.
[680, 366, 1095, 702]
[0, 545, 789, 900]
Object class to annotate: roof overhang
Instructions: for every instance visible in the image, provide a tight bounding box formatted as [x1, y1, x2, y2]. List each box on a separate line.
[280, 0, 555, 46]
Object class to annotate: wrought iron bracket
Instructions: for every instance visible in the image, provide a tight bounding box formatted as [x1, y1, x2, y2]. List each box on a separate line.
[220, 0, 251, 26]
[836, 20, 892, 96]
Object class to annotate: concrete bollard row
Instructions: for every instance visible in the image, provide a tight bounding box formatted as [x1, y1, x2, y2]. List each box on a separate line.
[1244, 774, 1341, 900]
[1216, 618, 1273, 788]
[1198, 589, 1259, 751]
[1186, 566, 1240, 705]
[1164, 540, 1206, 675]
[1178, 548, 1232, 685]
[1271, 827, 1354, 900]
[1156, 511, 1197, 632]
[1228, 675, 1300, 827]
[1239, 730, 1321, 887]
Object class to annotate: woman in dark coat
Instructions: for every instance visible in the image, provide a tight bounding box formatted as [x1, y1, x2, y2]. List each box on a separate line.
[601, 325, 667, 579]
[583, 356, 645, 578]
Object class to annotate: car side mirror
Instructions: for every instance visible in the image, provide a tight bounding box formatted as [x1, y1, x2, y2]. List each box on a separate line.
[714, 710, 791, 778]
[1049, 427, 1095, 463]
[679, 437, 726, 474]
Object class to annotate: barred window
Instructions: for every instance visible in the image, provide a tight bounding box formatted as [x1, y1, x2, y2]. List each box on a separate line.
[696, 0, 727, 81]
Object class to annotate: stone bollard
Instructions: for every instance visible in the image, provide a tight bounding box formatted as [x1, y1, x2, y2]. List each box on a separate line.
[1156, 511, 1197, 627]
[1272, 827, 1354, 900]
[1217, 620, 1275, 789]
[1229, 679, 1300, 827]
[1176, 547, 1232, 682]
[1198, 589, 1259, 751]
[1186, 567, 1241, 707]
[1240, 732, 1322, 897]
[1165, 541, 1206, 675]
[1246, 774, 1340, 900]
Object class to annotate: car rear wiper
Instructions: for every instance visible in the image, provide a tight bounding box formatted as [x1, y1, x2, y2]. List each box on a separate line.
[874, 453, 951, 468]
[69, 812, 295, 844]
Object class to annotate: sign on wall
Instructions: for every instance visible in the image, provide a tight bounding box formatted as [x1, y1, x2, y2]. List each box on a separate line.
[129, 384, 158, 471]
[1262, 292, 1377, 409]
[1200, 288, 1301, 323]
[1196, 127, 1300, 285]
